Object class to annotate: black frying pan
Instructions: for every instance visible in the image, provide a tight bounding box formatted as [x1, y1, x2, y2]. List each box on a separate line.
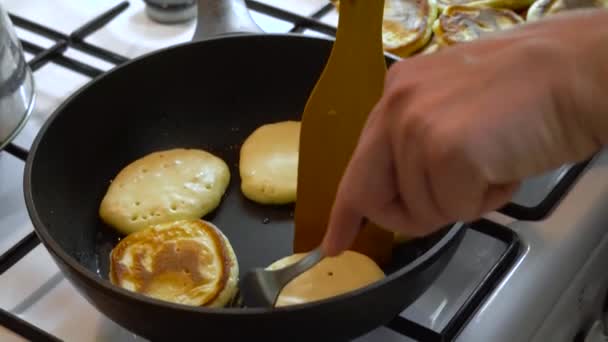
[23, 1, 464, 340]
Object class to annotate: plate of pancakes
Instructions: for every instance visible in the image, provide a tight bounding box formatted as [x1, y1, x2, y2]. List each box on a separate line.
[331, 0, 608, 57]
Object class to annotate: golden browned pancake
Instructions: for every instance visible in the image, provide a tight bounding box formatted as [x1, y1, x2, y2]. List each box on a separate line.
[109, 219, 238, 308]
[266, 250, 385, 307]
[433, 5, 524, 45]
[382, 0, 439, 57]
[239, 121, 300, 205]
[331, 0, 438, 57]
[418, 35, 443, 54]
[435, 0, 535, 11]
[527, 0, 608, 21]
[99, 148, 230, 235]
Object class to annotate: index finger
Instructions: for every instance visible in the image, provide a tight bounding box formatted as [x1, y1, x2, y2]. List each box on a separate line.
[321, 109, 398, 256]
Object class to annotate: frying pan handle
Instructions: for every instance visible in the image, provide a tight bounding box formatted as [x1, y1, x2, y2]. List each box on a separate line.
[192, 0, 262, 41]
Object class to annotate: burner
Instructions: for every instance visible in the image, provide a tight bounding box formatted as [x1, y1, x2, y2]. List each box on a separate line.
[144, 0, 197, 24]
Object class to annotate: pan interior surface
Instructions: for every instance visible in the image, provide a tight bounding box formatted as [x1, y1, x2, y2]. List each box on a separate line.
[26, 34, 447, 312]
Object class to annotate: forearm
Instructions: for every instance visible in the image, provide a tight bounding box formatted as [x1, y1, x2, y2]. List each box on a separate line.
[559, 9, 608, 145]
[583, 11, 608, 144]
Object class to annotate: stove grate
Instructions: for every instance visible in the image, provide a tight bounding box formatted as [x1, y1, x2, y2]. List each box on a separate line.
[9, 2, 130, 65]
[0, 307, 59, 342]
[0, 2, 521, 341]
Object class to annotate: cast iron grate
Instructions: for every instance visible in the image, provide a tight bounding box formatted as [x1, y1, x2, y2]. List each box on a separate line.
[1, 2, 519, 341]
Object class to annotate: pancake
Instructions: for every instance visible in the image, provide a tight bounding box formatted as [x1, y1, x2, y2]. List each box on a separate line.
[433, 5, 524, 45]
[99, 148, 230, 235]
[382, 0, 439, 57]
[109, 219, 239, 308]
[331, 0, 438, 57]
[435, 0, 535, 11]
[266, 250, 385, 307]
[527, 0, 608, 21]
[239, 121, 300, 205]
[418, 35, 443, 54]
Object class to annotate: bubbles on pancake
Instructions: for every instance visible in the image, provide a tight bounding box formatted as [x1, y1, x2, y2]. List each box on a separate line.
[99, 148, 230, 235]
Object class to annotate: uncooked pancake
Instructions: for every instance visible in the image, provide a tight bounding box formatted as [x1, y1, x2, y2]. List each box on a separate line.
[433, 5, 524, 45]
[99, 148, 230, 235]
[239, 121, 300, 205]
[527, 0, 608, 21]
[266, 250, 385, 307]
[109, 219, 239, 308]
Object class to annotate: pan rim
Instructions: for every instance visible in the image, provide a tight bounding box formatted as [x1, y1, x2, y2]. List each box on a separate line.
[23, 33, 461, 315]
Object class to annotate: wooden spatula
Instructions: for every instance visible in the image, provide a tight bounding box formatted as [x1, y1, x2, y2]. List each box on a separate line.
[293, 0, 393, 265]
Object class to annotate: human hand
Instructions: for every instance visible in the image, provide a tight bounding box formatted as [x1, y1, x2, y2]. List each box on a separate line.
[322, 9, 608, 255]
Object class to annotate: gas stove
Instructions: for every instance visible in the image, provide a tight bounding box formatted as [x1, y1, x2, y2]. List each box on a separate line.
[0, 1, 607, 341]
